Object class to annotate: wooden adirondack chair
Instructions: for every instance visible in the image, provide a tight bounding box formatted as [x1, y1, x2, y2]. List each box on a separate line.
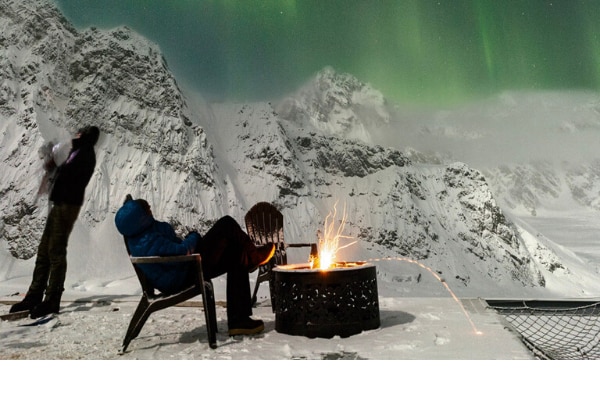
[120, 253, 218, 353]
[244, 202, 318, 307]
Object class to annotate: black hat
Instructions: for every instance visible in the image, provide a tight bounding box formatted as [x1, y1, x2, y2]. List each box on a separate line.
[82, 126, 100, 145]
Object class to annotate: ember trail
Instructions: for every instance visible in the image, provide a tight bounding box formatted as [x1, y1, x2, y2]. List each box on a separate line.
[360, 256, 482, 335]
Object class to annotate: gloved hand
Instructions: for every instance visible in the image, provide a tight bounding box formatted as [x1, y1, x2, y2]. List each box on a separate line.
[186, 231, 202, 241]
[184, 231, 202, 254]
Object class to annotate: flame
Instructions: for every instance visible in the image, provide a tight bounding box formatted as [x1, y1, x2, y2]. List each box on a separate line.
[311, 202, 357, 270]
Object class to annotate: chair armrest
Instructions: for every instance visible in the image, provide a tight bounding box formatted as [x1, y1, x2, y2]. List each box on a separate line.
[130, 254, 202, 264]
[285, 243, 318, 257]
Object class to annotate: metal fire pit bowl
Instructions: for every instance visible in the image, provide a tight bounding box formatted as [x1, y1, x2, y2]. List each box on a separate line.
[272, 262, 380, 338]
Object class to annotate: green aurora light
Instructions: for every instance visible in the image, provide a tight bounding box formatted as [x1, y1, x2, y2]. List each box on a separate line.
[55, 0, 600, 106]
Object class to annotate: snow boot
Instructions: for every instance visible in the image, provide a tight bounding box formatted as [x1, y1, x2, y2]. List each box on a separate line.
[228, 317, 265, 336]
[9, 291, 43, 314]
[30, 293, 61, 319]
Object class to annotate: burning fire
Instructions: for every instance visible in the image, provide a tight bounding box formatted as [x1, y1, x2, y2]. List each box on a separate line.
[310, 202, 357, 270]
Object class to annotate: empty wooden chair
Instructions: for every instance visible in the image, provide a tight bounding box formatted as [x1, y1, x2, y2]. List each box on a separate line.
[244, 202, 317, 307]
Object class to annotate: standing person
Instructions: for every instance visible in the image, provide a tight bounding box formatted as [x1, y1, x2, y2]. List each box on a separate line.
[10, 126, 100, 318]
[114, 197, 275, 336]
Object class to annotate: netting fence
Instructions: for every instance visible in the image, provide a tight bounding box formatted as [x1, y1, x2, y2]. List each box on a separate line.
[487, 300, 600, 360]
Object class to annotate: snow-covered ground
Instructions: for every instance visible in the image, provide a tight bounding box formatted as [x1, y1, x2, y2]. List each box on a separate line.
[0, 296, 530, 360]
[0, 286, 594, 398]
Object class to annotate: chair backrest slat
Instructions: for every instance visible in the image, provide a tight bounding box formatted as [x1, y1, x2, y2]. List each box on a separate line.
[245, 202, 287, 265]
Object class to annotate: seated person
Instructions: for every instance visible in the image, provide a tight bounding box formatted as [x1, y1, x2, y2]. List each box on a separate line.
[115, 196, 275, 336]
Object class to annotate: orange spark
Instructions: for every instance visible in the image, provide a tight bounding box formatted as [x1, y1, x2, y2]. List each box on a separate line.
[313, 202, 357, 270]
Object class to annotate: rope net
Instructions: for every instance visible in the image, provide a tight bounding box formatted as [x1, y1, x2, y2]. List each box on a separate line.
[487, 300, 600, 360]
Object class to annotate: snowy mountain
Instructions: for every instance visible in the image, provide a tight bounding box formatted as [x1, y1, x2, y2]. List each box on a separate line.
[274, 66, 391, 144]
[1, 0, 599, 300]
[381, 91, 600, 297]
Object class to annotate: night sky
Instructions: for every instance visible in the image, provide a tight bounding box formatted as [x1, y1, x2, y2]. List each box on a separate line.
[55, 0, 600, 106]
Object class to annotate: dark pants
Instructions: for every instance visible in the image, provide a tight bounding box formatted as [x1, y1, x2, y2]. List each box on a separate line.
[195, 216, 256, 325]
[28, 203, 80, 298]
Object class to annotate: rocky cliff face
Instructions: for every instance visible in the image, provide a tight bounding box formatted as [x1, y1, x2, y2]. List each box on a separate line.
[0, 0, 219, 258]
[0, 0, 583, 297]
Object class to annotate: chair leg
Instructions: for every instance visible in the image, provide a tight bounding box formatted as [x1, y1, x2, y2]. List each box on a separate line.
[203, 280, 218, 349]
[251, 278, 261, 307]
[251, 266, 272, 307]
[128, 308, 157, 343]
[205, 281, 217, 333]
[122, 296, 151, 352]
[268, 274, 276, 313]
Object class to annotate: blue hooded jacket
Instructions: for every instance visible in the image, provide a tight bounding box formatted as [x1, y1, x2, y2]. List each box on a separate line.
[114, 199, 201, 294]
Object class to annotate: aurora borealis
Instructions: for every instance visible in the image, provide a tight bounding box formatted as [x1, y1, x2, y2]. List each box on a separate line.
[55, 0, 600, 106]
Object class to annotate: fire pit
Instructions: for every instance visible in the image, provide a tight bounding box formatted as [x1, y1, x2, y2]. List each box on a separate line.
[271, 262, 380, 338]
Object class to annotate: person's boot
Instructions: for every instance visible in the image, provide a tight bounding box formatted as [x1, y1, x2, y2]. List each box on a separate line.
[30, 293, 61, 319]
[248, 243, 276, 273]
[228, 317, 265, 336]
[9, 291, 43, 313]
